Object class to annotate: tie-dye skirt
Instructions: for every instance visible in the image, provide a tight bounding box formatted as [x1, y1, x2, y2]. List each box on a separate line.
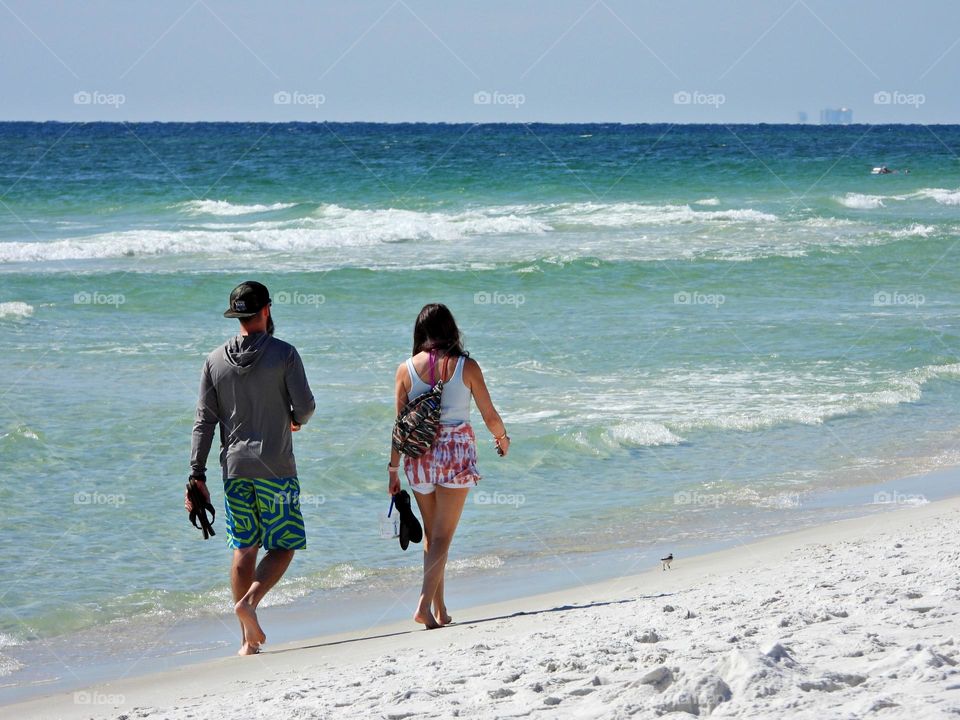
[404, 422, 481, 494]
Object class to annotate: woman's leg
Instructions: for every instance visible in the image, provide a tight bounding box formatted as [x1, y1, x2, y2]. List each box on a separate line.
[412, 489, 440, 628]
[413, 485, 469, 629]
[411, 489, 451, 624]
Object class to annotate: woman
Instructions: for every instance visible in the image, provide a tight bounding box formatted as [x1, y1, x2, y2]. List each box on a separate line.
[388, 303, 510, 629]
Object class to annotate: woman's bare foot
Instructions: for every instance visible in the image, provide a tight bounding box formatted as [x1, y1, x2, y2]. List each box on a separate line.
[237, 642, 261, 656]
[235, 599, 266, 646]
[434, 604, 453, 625]
[414, 607, 442, 629]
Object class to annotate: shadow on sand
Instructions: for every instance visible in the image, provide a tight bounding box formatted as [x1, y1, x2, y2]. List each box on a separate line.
[265, 592, 674, 656]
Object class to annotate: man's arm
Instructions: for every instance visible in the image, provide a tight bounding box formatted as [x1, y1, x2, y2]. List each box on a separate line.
[286, 348, 316, 426]
[189, 360, 218, 477]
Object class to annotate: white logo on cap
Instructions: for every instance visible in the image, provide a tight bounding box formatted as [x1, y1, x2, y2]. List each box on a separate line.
[234, 300, 247, 311]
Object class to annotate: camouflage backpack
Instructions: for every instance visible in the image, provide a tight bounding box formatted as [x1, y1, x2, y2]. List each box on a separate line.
[392, 354, 449, 458]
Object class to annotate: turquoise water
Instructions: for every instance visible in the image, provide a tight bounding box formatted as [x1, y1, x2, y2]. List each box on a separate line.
[1, 123, 959, 674]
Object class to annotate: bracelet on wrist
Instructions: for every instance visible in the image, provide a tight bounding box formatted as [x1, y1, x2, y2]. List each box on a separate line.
[387, 464, 400, 472]
[494, 433, 509, 441]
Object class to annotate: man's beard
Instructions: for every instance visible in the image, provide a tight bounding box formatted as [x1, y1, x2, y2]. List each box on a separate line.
[267, 315, 275, 336]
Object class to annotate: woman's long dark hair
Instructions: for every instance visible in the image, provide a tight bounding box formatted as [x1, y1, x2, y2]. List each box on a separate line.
[412, 303, 468, 357]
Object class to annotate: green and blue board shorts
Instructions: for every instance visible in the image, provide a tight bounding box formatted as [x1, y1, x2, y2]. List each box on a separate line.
[223, 476, 307, 550]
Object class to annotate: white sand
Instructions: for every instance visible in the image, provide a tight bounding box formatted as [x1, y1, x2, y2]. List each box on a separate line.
[10, 498, 960, 719]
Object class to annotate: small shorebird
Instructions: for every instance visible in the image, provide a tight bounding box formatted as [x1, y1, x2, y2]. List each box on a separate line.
[660, 553, 673, 571]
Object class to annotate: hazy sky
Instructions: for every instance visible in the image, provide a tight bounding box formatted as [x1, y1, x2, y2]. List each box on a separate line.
[2, 0, 958, 123]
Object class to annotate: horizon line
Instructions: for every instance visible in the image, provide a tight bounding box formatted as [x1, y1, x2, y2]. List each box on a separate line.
[0, 119, 956, 127]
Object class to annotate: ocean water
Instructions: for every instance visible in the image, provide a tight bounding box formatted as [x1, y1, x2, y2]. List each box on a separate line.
[1, 122, 959, 686]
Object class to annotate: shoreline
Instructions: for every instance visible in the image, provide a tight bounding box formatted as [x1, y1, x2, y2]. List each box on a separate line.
[8, 491, 960, 718]
[3, 463, 960, 709]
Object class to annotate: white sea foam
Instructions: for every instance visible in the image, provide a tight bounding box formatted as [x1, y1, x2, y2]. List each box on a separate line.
[912, 187, 960, 205]
[0, 633, 23, 678]
[533, 201, 778, 227]
[836, 187, 960, 210]
[176, 200, 298, 216]
[604, 420, 683, 448]
[0, 198, 944, 267]
[887, 224, 936, 238]
[0, 633, 22, 648]
[836, 193, 886, 209]
[505, 410, 564, 424]
[694, 197, 720, 206]
[708, 487, 804, 510]
[593, 363, 960, 437]
[448, 555, 505, 572]
[0, 424, 39, 441]
[313, 204, 550, 242]
[0, 205, 551, 263]
[0, 652, 23, 678]
[0, 301, 34, 318]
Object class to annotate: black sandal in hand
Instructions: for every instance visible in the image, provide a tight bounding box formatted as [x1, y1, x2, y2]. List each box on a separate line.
[392, 490, 423, 551]
[186, 476, 216, 540]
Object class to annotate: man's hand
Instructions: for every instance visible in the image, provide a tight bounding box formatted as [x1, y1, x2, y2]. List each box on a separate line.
[291, 421, 301, 432]
[185, 479, 211, 513]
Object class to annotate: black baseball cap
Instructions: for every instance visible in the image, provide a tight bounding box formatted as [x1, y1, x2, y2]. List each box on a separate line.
[223, 281, 271, 318]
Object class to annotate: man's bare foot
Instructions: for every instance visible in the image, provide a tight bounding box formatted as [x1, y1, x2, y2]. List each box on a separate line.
[237, 642, 261, 656]
[235, 599, 266, 646]
[414, 608, 442, 630]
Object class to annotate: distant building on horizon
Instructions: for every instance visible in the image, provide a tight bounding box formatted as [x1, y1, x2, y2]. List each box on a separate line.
[797, 111, 808, 124]
[820, 107, 853, 125]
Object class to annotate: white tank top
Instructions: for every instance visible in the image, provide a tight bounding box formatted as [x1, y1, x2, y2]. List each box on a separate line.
[406, 355, 471, 426]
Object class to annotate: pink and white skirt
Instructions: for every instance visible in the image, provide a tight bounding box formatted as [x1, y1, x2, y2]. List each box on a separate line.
[404, 423, 481, 494]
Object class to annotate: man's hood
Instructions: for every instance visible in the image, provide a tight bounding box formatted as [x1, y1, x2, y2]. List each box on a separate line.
[223, 332, 271, 375]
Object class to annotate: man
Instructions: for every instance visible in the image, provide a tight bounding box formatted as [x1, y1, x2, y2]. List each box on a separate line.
[186, 280, 315, 655]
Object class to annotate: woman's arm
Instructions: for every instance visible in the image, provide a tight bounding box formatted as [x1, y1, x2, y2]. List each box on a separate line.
[388, 362, 409, 493]
[464, 358, 510, 457]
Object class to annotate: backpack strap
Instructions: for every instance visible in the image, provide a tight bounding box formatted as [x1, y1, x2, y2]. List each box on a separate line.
[428, 350, 450, 388]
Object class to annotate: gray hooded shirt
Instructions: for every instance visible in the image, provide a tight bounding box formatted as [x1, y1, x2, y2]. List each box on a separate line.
[190, 332, 315, 480]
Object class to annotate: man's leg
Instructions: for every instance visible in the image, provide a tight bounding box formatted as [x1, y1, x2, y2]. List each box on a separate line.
[234, 549, 294, 650]
[222, 477, 264, 654]
[234, 477, 306, 649]
[231, 547, 258, 654]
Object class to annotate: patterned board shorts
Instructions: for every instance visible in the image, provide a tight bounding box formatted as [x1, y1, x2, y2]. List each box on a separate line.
[404, 423, 482, 495]
[223, 476, 307, 550]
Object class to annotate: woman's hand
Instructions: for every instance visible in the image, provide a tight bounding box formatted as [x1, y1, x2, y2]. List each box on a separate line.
[495, 435, 511, 457]
[388, 467, 401, 495]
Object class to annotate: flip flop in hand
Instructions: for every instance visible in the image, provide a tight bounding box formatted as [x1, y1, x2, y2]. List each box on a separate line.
[392, 490, 423, 550]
